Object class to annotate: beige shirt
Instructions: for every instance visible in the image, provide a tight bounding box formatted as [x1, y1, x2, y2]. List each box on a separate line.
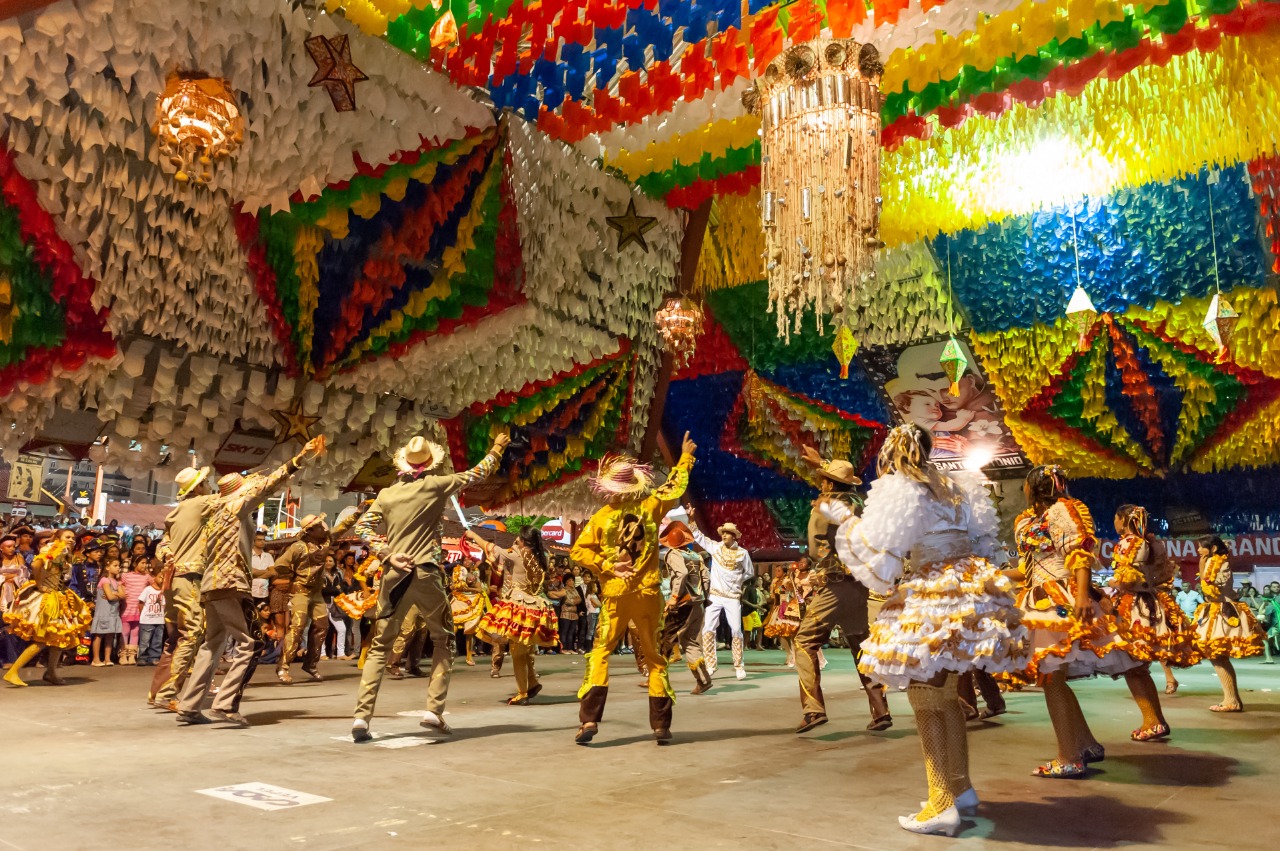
[157, 494, 216, 575]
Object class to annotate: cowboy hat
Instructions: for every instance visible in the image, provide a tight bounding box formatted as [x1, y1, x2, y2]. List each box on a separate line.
[717, 523, 741, 538]
[175, 465, 211, 499]
[818, 459, 862, 487]
[394, 436, 446, 476]
[660, 521, 694, 549]
[299, 513, 328, 532]
[591, 454, 655, 502]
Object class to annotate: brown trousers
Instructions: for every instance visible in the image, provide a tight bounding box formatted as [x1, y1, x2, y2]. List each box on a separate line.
[281, 591, 327, 675]
[151, 574, 204, 702]
[795, 575, 889, 721]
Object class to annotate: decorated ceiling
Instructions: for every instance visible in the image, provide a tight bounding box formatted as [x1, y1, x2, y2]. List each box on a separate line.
[1, 0, 1278, 534]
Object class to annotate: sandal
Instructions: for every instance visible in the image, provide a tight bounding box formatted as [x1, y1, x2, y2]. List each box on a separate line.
[1164, 680, 1179, 695]
[1210, 703, 1243, 713]
[506, 693, 529, 706]
[1032, 759, 1086, 779]
[574, 723, 598, 745]
[1131, 723, 1171, 742]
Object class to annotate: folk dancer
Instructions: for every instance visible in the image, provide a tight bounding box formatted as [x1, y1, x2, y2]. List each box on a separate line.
[656, 521, 712, 695]
[691, 521, 752, 681]
[571, 432, 697, 745]
[349, 432, 509, 742]
[176, 436, 324, 727]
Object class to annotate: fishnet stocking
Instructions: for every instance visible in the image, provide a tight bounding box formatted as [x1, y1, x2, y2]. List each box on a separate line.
[1044, 671, 1095, 762]
[1212, 657, 1242, 708]
[940, 673, 971, 796]
[907, 683, 956, 819]
[1124, 667, 1167, 728]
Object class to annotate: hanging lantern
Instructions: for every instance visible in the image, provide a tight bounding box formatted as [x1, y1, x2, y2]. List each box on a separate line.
[655, 295, 704, 369]
[939, 336, 969, 396]
[1065, 284, 1098, 351]
[832, 325, 858, 379]
[1202, 292, 1239, 363]
[744, 39, 883, 341]
[152, 72, 244, 185]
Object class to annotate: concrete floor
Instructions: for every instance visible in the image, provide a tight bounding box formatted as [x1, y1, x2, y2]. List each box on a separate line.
[1, 649, 1278, 851]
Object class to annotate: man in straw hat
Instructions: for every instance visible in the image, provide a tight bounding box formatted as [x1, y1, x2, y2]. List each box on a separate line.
[570, 432, 697, 746]
[657, 521, 713, 695]
[691, 519, 754, 681]
[274, 505, 368, 684]
[149, 464, 215, 710]
[176, 436, 325, 727]
[348, 431, 510, 743]
[792, 445, 891, 734]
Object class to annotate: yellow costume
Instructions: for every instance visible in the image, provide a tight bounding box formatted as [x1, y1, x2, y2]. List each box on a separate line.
[572, 450, 694, 741]
[1194, 554, 1263, 659]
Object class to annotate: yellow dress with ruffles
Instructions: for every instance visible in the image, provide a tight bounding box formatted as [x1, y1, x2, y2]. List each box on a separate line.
[1110, 533, 1200, 667]
[1194, 554, 1263, 659]
[3, 542, 92, 650]
[476, 546, 558, 648]
[450, 565, 492, 632]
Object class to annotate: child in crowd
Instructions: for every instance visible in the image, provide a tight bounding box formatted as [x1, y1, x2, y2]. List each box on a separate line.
[118, 556, 152, 665]
[90, 558, 125, 666]
[136, 568, 165, 667]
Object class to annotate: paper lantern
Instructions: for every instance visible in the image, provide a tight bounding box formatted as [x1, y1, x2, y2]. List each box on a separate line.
[152, 73, 245, 185]
[832, 325, 858, 379]
[1203, 292, 1239, 363]
[939, 335, 969, 396]
[655, 295, 703, 368]
[745, 39, 883, 341]
[1065, 284, 1098, 351]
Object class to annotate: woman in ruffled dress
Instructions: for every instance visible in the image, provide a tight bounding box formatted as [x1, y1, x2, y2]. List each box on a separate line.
[471, 527, 559, 705]
[763, 562, 805, 666]
[450, 558, 491, 666]
[1193, 535, 1263, 712]
[1109, 505, 1198, 741]
[1010, 466, 1137, 779]
[3, 529, 93, 686]
[824, 424, 1028, 836]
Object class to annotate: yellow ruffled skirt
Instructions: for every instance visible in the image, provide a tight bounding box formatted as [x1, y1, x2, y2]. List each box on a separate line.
[451, 591, 491, 633]
[1194, 599, 1264, 659]
[3, 583, 93, 650]
[858, 557, 1029, 691]
[335, 589, 377, 620]
[763, 600, 800, 639]
[1010, 579, 1137, 684]
[476, 599, 559, 648]
[1114, 589, 1201, 667]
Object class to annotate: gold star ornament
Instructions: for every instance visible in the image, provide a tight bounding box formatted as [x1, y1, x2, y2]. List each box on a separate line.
[272, 398, 321, 446]
[306, 34, 368, 113]
[606, 199, 659, 253]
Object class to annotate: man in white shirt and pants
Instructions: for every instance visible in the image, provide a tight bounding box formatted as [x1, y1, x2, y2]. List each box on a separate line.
[692, 522, 753, 680]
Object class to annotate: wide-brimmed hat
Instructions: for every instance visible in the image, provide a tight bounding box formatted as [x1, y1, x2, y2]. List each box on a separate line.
[660, 521, 694, 549]
[817, 459, 862, 486]
[591, 454, 655, 502]
[176, 465, 211, 499]
[218, 472, 246, 497]
[394, 436, 446, 476]
[717, 523, 741, 539]
[9, 525, 34, 538]
[299, 513, 328, 532]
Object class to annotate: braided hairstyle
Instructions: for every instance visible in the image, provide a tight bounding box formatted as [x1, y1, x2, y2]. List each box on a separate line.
[878, 423, 959, 503]
[1025, 464, 1070, 511]
[517, 525, 549, 573]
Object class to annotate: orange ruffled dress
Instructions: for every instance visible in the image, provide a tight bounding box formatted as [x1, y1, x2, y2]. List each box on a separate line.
[3, 540, 92, 650]
[763, 576, 800, 639]
[1110, 533, 1199, 667]
[1010, 498, 1137, 684]
[476, 545, 558, 648]
[335, 555, 380, 620]
[1194, 554, 1263, 659]
[450, 564, 491, 633]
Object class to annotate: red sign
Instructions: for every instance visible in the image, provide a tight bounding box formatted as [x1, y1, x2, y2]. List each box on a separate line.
[541, 517, 571, 545]
[1101, 533, 1280, 581]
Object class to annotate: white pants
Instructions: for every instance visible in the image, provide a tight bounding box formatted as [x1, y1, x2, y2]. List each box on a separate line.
[702, 594, 744, 670]
[328, 609, 348, 656]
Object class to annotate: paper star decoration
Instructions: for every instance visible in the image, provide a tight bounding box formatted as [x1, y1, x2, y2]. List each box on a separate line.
[606, 199, 658, 253]
[305, 34, 367, 113]
[272, 398, 321, 445]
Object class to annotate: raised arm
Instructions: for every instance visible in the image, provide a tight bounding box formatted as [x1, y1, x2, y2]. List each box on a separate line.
[444, 432, 511, 497]
[240, 436, 326, 513]
[351, 498, 387, 556]
[646, 432, 697, 519]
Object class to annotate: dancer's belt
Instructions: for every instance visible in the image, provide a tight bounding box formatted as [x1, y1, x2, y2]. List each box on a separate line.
[910, 531, 970, 566]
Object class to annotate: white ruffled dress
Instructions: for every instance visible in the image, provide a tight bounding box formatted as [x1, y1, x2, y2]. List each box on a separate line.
[825, 472, 1029, 690]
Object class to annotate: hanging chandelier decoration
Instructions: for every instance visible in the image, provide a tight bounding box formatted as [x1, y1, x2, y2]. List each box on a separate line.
[744, 38, 884, 343]
[655, 295, 704, 369]
[152, 72, 245, 185]
[1062, 206, 1099, 351]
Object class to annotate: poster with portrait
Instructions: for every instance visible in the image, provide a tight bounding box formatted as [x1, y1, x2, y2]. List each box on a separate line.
[861, 337, 1029, 478]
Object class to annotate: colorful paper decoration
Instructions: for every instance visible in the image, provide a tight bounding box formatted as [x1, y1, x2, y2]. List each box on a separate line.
[605, 199, 659, 253]
[1203, 293, 1240, 363]
[1066, 285, 1099, 351]
[443, 343, 636, 508]
[271, 398, 321, 445]
[306, 34, 368, 113]
[939, 335, 969, 396]
[832, 326, 858, 380]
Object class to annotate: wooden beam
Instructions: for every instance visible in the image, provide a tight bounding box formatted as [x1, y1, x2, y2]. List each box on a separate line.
[640, 197, 714, 462]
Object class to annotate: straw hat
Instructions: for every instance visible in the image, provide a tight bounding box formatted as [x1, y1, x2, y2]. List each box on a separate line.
[299, 513, 328, 533]
[660, 521, 694, 549]
[175, 465, 210, 499]
[591, 454, 655, 502]
[218, 472, 246, 497]
[394, 436, 445, 476]
[818, 459, 862, 487]
[717, 523, 741, 539]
